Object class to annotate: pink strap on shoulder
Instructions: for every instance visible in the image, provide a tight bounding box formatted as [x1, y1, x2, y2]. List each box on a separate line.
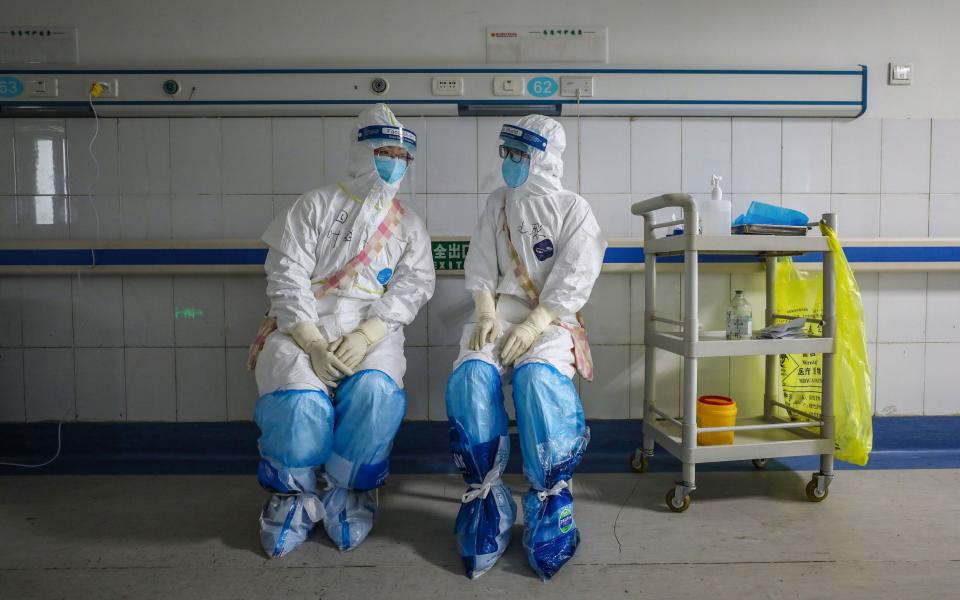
[246, 198, 406, 370]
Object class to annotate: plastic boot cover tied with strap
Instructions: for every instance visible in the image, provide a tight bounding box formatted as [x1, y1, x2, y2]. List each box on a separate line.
[254, 388, 335, 558]
[321, 369, 406, 550]
[446, 359, 517, 579]
[514, 362, 590, 581]
[258, 463, 327, 559]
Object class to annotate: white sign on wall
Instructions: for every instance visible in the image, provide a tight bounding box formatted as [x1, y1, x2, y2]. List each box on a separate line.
[0, 26, 79, 65]
[486, 26, 608, 64]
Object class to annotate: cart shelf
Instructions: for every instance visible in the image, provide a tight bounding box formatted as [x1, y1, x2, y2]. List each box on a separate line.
[645, 233, 828, 255]
[646, 416, 833, 464]
[647, 330, 834, 358]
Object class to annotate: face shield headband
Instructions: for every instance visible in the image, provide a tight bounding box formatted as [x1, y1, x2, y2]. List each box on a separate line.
[499, 124, 548, 153]
[357, 125, 418, 154]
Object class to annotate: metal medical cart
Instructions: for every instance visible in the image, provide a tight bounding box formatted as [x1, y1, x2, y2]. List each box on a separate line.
[629, 194, 837, 512]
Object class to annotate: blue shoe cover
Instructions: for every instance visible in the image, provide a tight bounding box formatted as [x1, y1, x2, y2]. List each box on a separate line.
[320, 483, 378, 551]
[447, 360, 516, 579]
[452, 435, 516, 579]
[512, 362, 590, 580]
[521, 440, 589, 580]
[521, 482, 579, 580]
[259, 490, 326, 558]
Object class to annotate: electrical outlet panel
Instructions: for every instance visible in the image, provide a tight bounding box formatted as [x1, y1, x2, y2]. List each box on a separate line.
[431, 76, 464, 96]
[888, 62, 912, 86]
[560, 76, 594, 97]
[26, 77, 59, 97]
[89, 78, 119, 98]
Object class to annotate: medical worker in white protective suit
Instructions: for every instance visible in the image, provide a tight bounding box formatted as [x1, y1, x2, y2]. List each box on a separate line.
[249, 103, 435, 558]
[446, 115, 606, 580]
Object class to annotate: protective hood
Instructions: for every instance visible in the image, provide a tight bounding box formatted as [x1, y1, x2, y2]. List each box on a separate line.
[506, 114, 565, 197]
[345, 103, 412, 203]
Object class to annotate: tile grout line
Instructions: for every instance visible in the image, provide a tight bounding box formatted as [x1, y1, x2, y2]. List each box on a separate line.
[927, 119, 934, 236]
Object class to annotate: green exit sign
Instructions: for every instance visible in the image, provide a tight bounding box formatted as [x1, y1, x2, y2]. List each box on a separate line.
[432, 240, 470, 272]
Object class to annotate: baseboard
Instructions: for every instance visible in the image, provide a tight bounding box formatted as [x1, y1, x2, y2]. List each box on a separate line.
[1, 417, 958, 475]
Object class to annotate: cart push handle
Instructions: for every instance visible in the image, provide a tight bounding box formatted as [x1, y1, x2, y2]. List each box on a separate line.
[631, 193, 699, 240]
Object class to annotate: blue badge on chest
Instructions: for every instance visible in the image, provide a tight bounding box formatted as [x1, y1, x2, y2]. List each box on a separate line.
[376, 267, 393, 285]
[533, 239, 555, 261]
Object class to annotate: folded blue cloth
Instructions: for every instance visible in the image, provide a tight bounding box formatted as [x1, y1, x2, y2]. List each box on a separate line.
[733, 201, 809, 227]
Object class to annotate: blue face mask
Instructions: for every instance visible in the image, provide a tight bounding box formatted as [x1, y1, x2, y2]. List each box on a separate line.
[502, 157, 530, 188]
[375, 156, 407, 184]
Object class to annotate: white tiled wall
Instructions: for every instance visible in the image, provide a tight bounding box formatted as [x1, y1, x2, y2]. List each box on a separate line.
[2, 116, 959, 422]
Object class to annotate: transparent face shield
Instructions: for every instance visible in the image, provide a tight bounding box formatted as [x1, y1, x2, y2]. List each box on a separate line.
[357, 124, 418, 202]
[479, 123, 548, 192]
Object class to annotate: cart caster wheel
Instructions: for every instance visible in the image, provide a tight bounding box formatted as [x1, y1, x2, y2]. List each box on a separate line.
[805, 479, 828, 502]
[665, 488, 691, 513]
[630, 450, 649, 473]
[752, 458, 768, 469]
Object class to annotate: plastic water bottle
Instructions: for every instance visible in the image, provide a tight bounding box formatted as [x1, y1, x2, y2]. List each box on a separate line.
[726, 290, 753, 340]
[700, 175, 731, 236]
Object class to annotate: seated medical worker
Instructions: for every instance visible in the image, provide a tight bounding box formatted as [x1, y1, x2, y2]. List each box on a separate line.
[247, 103, 435, 558]
[445, 115, 606, 580]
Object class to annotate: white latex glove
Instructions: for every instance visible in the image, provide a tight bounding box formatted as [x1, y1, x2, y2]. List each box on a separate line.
[469, 291, 501, 351]
[291, 321, 354, 388]
[330, 317, 386, 371]
[499, 305, 555, 366]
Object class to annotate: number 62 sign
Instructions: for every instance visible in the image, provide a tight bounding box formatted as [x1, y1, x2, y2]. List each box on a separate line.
[527, 76, 558, 98]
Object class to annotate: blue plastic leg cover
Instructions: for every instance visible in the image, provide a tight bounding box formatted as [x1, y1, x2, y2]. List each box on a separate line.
[254, 388, 334, 558]
[446, 359, 517, 579]
[321, 369, 406, 551]
[513, 362, 590, 581]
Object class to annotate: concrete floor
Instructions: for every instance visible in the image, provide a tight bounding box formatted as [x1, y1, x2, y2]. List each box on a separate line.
[1, 470, 959, 599]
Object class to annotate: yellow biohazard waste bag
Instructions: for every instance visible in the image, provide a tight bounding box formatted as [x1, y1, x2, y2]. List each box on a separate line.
[774, 224, 872, 465]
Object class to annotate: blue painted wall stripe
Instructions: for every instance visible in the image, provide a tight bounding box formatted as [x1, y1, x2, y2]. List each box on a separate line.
[1, 416, 957, 475]
[3, 245, 960, 267]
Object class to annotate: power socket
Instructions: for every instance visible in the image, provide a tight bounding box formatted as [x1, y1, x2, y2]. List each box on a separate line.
[431, 76, 464, 96]
[89, 79, 119, 98]
[26, 78, 59, 97]
[560, 76, 594, 98]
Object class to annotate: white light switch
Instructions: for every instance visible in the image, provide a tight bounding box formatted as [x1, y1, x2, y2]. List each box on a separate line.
[26, 77, 58, 97]
[493, 76, 524, 96]
[888, 62, 912, 85]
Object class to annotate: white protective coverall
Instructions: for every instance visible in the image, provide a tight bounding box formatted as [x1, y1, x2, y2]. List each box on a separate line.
[445, 115, 606, 580]
[254, 103, 435, 558]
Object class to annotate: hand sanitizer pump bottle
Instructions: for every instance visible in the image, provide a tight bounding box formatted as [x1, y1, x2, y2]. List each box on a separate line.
[701, 175, 731, 236]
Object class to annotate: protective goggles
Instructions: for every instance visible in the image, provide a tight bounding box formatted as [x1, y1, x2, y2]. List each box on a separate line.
[357, 125, 418, 154]
[499, 124, 548, 152]
[373, 146, 414, 163]
[499, 144, 530, 163]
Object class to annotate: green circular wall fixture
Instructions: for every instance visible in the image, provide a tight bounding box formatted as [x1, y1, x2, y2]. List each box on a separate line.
[162, 79, 181, 96]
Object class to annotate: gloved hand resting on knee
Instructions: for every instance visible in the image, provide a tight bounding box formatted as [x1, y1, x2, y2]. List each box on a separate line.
[291, 321, 354, 387]
[469, 291, 501, 351]
[500, 305, 555, 365]
[330, 317, 387, 371]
